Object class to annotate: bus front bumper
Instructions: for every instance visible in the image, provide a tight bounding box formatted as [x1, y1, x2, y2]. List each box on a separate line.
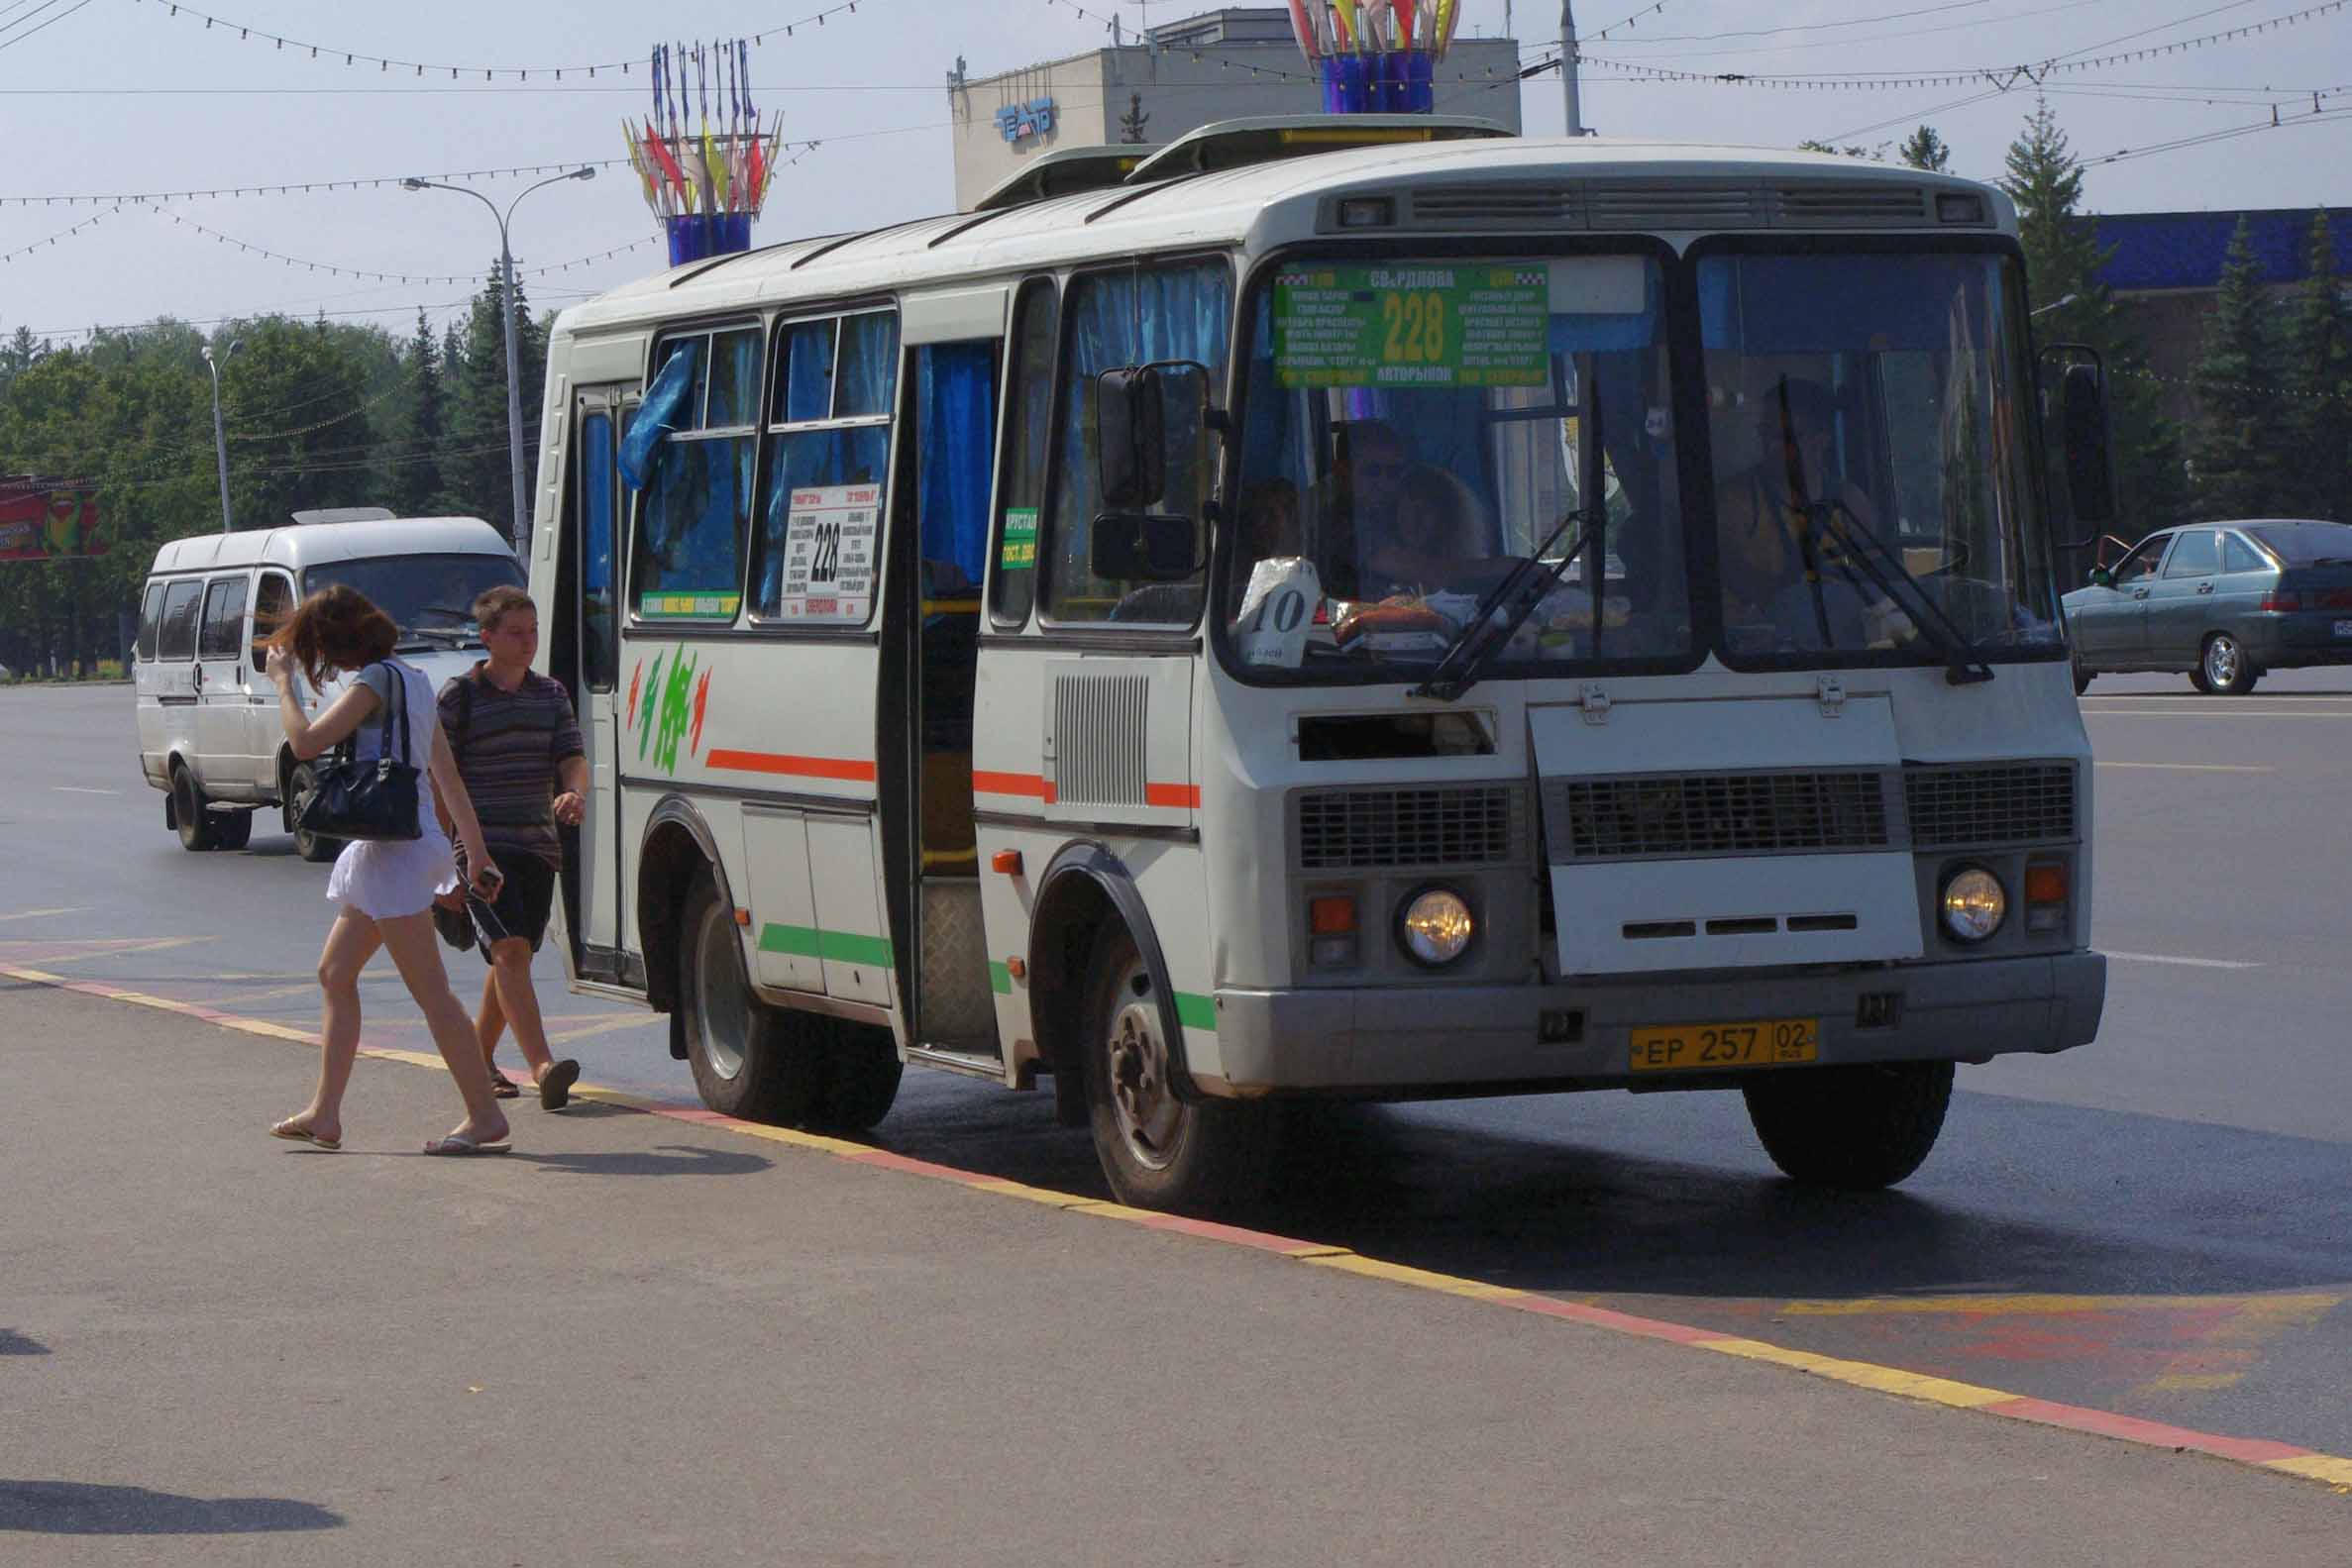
[1195, 952, 2106, 1098]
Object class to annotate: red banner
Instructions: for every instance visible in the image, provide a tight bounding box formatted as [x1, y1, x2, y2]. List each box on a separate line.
[0, 476, 104, 561]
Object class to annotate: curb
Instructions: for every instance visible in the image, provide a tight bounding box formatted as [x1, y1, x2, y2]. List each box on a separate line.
[9, 958, 2349, 1498]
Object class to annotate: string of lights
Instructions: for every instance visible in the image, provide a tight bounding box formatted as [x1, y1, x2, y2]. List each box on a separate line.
[1, 205, 117, 263]
[1587, 3, 1677, 44]
[126, 0, 878, 80]
[148, 209, 657, 285]
[2120, 364, 2352, 403]
[1026, 0, 1526, 85]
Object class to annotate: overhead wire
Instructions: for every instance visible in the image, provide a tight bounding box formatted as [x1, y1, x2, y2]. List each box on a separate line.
[0, 0, 97, 53]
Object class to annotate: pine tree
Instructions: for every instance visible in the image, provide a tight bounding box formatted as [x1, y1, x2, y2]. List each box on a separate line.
[2000, 98, 2188, 542]
[1899, 126, 1951, 173]
[1120, 91, 1150, 145]
[2189, 217, 2288, 520]
[397, 309, 448, 516]
[2280, 211, 2352, 522]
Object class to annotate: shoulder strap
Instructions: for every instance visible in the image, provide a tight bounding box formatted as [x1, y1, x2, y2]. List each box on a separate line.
[375, 661, 410, 766]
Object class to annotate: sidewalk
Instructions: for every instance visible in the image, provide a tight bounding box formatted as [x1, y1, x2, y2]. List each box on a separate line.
[2, 980, 2342, 1566]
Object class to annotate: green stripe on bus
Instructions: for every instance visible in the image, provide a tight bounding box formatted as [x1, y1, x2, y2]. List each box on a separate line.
[1174, 992, 1218, 1032]
[989, 962, 1014, 995]
[758, 923, 898, 970]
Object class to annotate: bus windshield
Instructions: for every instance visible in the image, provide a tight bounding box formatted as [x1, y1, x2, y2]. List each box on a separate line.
[1701, 249, 2058, 664]
[302, 552, 524, 644]
[1228, 254, 1686, 676]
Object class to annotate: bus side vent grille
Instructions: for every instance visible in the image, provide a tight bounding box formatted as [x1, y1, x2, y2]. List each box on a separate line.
[1769, 183, 1932, 227]
[1050, 673, 1149, 807]
[1904, 763, 2077, 848]
[1583, 182, 1762, 230]
[1546, 770, 1893, 863]
[1295, 785, 1519, 871]
[1409, 184, 1580, 227]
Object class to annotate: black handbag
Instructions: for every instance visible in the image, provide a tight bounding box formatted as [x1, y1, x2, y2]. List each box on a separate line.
[296, 661, 423, 843]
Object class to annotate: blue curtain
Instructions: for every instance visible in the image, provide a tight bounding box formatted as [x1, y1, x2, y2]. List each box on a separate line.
[709, 328, 764, 428]
[783, 319, 836, 423]
[916, 343, 998, 592]
[837, 313, 901, 418]
[620, 340, 698, 489]
[754, 427, 891, 614]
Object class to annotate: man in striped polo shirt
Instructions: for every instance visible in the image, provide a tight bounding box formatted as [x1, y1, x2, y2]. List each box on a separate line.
[436, 584, 588, 1110]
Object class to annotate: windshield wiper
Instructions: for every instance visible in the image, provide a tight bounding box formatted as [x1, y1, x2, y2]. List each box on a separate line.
[1411, 517, 1595, 703]
[1803, 497, 1994, 686]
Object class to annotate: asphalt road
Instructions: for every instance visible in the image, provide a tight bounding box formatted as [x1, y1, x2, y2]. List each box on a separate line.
[5, 675, 2349, 1468]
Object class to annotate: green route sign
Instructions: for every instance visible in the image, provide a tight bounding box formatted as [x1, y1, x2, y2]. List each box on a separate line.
[1273, 264, 1550, 390]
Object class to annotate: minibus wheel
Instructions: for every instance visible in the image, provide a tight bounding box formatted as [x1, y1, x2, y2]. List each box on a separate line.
[287, 763, 342, 863]
[171, 763, 217, 852]
[678, 870, 825, 1125]
[1742, 1060, 1953, 1191]
[1084, 927, 1271, 1212]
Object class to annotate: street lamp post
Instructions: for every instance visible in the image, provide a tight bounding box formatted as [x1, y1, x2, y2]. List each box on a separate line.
[200, 339, 242, 534]
[401, 167, 596, 557]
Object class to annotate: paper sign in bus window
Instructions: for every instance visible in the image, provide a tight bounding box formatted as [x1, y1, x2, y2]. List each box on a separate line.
[1000, 507, 1039, 572]
[777, 484, 881, 622]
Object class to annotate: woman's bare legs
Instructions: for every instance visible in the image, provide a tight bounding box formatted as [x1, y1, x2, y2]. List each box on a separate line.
[277, 908, 381, 1145]
[376, 909, 511, 1146]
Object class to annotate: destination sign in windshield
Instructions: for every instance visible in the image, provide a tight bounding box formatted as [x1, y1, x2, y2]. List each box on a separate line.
[1272, 264, 1550, 389]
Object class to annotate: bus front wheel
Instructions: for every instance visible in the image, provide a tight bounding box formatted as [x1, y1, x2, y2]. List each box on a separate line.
[678, 871, 825, 1125]
[1743, 1061, 1953, 1191]
[1083, 927, 1271, 1212]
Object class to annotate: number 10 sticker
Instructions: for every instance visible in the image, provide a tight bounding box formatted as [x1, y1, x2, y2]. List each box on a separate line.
[779, 484, 880, 622]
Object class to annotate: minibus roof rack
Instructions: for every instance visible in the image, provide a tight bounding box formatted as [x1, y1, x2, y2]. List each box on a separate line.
[1123, 114, 1513, 184]
[971, 145, 1165, 213]
[290, 506, 395, 525]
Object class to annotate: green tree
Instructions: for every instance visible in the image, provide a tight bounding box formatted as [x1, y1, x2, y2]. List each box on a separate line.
[2279, 211, 2352, 522]
[445, 261, 549, 538]
[1798, 139, 1890, 160]
[394, 309, 449, 516]
[2189, 217, 2290, 520]
[1899, 125, 1951, 172]
[2000, 98, 2188, 543]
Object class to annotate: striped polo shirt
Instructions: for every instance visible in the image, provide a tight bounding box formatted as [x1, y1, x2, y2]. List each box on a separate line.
[437, 665, 586, 870]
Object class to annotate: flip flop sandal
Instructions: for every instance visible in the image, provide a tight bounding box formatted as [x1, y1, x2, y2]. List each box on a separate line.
[487, 1070, 521, 1099]
[422, 1134, 512, 1157]
[538, 1059, 582, 1111]
[270, 1119, 342, 1152]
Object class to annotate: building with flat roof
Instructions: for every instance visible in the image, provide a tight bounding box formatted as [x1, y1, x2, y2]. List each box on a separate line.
[945, 8, 1523, 212]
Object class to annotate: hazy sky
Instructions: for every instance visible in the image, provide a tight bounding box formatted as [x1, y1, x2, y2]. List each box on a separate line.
[3, 1, 2346, 348]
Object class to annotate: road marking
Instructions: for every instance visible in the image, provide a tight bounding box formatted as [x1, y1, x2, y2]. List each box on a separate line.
[2106, 950, 2263, 971]
[0, 906, 91, 923]
[53, 785, 119, 794]
[2082, 707, 2352, 718]
[2094, 761, 2274, 773]
[1782, 1292, 2342, 1317]
[10, 958, 2352, 1499]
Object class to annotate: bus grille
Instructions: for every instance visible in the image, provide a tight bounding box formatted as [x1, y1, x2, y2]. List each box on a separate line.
[1295, 785, 1519, 871]
[1546, 771, 1893, 862]
[1050, 673, 1149, 807]
[1903, 763, 2077, 848]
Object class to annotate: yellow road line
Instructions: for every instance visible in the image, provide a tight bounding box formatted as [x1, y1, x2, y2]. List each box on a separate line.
[1698, 1338, 2017, 1410]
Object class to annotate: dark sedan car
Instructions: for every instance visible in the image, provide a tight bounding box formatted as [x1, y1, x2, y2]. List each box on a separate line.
[2063, 519, 2352, 694]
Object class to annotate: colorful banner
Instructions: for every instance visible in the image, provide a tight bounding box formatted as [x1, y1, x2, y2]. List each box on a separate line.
[1273, 265, 1550, 389]
[0, 477, 104, 562]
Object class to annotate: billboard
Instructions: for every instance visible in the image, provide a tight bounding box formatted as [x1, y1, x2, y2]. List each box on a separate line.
[0, 475, 104, 561]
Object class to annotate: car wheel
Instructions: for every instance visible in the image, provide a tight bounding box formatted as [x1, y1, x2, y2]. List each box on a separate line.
[1083, 926, 1272, 1212]
[287, 762, 342, 863]
[2188, 662, 2214, 693]
[170, 763, 217, 852]
[2072, 659, 2092, 696]
[1743, 1061, 1954, 1191]
[678, 869, 828, 1125]
[2201, 632, 2258, 696]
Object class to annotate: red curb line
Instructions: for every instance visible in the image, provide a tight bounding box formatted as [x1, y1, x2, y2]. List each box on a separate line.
[1984, 1396, 2319, 1465]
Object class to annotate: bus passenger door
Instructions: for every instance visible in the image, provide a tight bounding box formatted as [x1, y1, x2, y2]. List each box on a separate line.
[883, 314, 1006, 1057]
[564, 391, 629, 970]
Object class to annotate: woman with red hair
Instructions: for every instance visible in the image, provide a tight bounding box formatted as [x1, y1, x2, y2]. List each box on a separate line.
[262, 583, 512, 1155]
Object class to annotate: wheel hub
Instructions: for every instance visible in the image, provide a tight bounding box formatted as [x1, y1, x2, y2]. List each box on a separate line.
[1107, 989, 1182, 1171]
[695, 906, 750, 1081]
[2208, 637, 2239, 686]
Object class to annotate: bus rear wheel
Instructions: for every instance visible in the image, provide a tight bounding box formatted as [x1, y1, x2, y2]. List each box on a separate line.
[1083, 927, 1270, 1212]
[678, 871, 826, 1125]
[1743, 1061, 1953, 1191]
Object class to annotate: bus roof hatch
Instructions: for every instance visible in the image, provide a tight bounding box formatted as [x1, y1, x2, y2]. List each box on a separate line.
[1123, 115, 1513, 184]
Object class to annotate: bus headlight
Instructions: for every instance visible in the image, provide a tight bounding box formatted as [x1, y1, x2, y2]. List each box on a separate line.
[1939, 868, 2006, 943]
[1398, 887, 1474, 967]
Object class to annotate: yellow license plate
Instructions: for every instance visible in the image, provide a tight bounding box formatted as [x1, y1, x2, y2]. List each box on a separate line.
[1630, 1017, 1819, 1073]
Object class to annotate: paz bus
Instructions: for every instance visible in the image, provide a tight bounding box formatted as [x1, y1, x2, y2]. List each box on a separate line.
[526, 117, 2112, 1210]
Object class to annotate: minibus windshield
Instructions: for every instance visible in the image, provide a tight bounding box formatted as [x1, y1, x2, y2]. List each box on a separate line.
[303, 552, 525, 644]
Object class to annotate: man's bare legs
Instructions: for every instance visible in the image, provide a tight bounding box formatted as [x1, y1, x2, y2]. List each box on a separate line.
[481, 937, 558, 1084]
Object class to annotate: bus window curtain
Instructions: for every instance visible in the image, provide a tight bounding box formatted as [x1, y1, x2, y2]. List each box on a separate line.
[783, 319, 836, 422]
[838, 313, 901, 418]
[916, 343, 998, 593]
[620, 340, 698, 489]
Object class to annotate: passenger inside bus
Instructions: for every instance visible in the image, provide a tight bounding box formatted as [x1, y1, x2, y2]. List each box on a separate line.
[1361, 466, 1490, 598]
[1307, 420, 1410, 601]
[1714, 376, 1905, 654]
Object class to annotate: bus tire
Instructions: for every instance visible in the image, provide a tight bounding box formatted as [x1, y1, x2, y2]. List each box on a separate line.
[287, 762, 342, 863]
[1742, 1061, 1953, 1191]
[678, 871, 826, 1125]
[817, 1022, 903, 1132]
[171, 763, 218, 852]
[1083, 926, 1271, 1212]
[214, 808, 254, 852]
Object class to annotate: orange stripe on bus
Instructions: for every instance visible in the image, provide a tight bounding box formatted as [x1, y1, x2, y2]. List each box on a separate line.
[703, 750, 878, 783]
[1144, 783, 1202, 809]
[972, 771, 1047, 798]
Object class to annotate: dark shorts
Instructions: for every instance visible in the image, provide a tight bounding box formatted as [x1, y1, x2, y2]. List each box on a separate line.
[466, 851, 557, 960]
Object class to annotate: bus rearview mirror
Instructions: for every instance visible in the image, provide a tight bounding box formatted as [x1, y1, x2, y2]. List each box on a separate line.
[1097, 366, 1167, 509]
[2060, 363, 2115, 525]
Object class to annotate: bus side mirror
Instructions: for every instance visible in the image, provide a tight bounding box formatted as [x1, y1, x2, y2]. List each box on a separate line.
[2060, 363, 2115, 525]
[1097, 366, 1167, 510]
[1091, 512, 1202, 581]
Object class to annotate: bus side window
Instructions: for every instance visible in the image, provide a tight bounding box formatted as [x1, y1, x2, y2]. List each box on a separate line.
[1043, 260, 1231, 626]
[578, 410, 618, 689]
[156, 579, 203, 662]
[750, 309, 898, 625]
[136, 581, 165, 663]
[990, 277, 1056, 627]
[630, 325, 762, 623]
[252, 572, 294, 671]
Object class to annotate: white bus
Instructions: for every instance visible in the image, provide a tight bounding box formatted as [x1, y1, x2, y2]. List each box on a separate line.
[527, 118, 2112, 1210]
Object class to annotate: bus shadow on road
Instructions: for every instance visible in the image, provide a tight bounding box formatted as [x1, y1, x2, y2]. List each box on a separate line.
[0, 1481, 342, 1535]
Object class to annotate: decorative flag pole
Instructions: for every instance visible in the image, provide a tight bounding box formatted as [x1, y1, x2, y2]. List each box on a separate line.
[627, 37, 780, 264]
[1290, 0, 1445, 114]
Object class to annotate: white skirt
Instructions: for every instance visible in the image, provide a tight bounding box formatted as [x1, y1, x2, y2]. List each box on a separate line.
[324, 824, 458, 921]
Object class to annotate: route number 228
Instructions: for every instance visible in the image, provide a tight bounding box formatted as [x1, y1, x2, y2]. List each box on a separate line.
[1381, 291, 1448, 366]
